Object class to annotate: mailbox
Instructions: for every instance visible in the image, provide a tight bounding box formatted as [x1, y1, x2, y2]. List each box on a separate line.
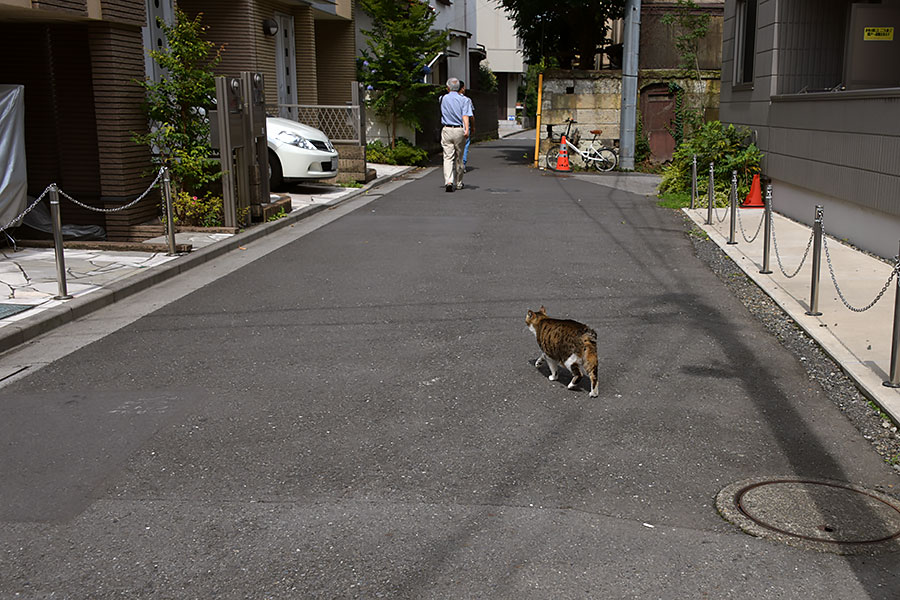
[209, 73, 270, 227]
[241, 72, 270, 205]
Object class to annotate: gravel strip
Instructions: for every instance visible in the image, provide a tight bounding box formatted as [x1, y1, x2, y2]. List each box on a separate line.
[684, 218, 900, 480]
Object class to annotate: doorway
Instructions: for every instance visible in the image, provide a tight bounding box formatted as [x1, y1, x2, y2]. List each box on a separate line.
[640, 83, 676, 163]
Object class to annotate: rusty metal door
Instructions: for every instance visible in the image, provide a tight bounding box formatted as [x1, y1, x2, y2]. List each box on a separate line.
[640, 84, 676, 163]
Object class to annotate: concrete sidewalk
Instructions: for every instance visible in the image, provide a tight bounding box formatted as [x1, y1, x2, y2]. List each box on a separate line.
[684, 206, 900, 423]
[0, 163, 412, 355]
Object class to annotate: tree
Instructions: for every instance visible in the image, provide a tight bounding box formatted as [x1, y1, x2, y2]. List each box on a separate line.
[661, 1, 713, 145]
[358, 0, 449, 147]
[134, 8, 221, 195]
[661, 0, 711, 78]
[495, 0, 626, 69]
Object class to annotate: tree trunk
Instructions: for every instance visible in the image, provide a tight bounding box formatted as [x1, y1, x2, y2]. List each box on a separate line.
[391, 99, 397, 149]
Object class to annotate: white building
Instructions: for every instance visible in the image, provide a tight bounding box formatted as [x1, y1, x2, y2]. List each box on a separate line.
[477, 0, 525, 122]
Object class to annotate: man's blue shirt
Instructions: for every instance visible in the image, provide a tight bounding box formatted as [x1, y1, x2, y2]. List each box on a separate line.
[441, 92, 473, 127]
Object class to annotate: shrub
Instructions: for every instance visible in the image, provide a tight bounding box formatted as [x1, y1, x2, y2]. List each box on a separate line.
[171, 190, 223, 227]
[135, 9, 221, 195]
[366, 138, 430, 166]
[659, 120, 762, 203]
[478, 60, 499, 93]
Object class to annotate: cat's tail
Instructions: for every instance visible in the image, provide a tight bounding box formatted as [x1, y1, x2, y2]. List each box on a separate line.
[582, 329, 600, 398]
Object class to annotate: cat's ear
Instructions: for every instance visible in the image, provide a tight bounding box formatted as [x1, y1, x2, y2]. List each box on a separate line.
[527, 310, 534, 318]
[539, 305, 547, 314]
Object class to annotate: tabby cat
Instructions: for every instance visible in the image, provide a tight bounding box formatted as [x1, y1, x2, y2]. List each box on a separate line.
[526, 306, 599, 397]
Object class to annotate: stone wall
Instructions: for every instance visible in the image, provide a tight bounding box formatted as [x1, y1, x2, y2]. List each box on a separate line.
[539, 69, 720, 167]
[540, 70, 622, 167]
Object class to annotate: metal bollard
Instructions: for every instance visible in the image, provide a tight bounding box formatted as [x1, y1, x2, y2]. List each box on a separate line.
[728, 170, 738, 245]
[759, 184, 773, 274]
[706, 162, 714, 225]
[885, 241, 900, 388]
[690, 155, 697, 210]
[162, 167, 177, 256]
[48, 185, 72, 300]
[806, 205, 824, 316]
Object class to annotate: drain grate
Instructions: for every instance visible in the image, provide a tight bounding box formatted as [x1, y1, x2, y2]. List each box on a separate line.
[0, 304, 34, 320]
[717, 477, 900, 555]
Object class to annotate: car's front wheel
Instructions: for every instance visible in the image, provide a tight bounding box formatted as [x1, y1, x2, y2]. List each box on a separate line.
[268, 150, 284, 191]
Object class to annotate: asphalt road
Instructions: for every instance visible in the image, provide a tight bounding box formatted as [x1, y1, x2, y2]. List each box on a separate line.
[2, 137, 899, 598]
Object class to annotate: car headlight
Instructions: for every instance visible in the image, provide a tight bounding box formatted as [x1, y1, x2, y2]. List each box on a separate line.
[274, 130, 316, 151]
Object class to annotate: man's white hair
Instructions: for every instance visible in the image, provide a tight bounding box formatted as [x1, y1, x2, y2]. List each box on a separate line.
[446, 78, 460, 92]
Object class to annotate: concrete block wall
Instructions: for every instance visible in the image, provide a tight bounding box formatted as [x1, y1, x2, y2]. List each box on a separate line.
[540, 69, 721, 167]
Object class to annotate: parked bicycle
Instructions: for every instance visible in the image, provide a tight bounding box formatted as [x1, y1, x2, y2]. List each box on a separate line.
[546, 118, 618, 172]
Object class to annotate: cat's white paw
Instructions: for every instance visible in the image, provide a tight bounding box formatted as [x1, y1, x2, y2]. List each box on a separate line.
[567, 381, 578, 390]
[589, 389, 599, 398]
[548, 374, 558, 381]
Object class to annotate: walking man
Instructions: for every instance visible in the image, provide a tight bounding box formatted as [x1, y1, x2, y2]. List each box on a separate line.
[440, 77, 472, 192]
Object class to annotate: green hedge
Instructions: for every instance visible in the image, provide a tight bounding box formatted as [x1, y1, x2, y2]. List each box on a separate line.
[659, 121, 762, 206]
[366, 138, 430, 167]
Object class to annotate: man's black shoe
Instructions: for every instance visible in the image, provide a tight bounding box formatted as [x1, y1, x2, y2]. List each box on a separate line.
[445, 184, 454, 192]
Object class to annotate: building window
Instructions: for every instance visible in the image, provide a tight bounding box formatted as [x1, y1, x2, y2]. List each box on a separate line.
[734, 0, 757, 86]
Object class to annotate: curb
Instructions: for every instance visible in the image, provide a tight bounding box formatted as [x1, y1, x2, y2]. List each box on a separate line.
[0, 166, 417, 355]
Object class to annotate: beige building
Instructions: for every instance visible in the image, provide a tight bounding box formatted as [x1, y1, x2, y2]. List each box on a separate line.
[0, 0, 363, 242]
[0, 0, 159, 239]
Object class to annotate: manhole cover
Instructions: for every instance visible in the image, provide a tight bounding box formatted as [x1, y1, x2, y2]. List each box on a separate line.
[0, 304, 34, 320]
[716, 477, 900, 555]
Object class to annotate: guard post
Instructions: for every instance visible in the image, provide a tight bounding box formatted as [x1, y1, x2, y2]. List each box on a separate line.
[806, 205, 824, 316]
[760, 184, 773, 274]
[48, 184, 72, 300]
[728, 170, 738, 245]
[885, 241, 900, 388]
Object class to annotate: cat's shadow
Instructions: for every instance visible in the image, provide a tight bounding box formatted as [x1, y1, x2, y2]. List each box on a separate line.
[532, 360, 591, 393]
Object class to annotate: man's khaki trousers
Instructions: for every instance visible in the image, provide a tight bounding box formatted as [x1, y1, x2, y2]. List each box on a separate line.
[441, 127, 466, 187]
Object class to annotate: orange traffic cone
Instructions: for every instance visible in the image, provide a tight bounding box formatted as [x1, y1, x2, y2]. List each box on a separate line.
[741, 173, 764, 208]
[555, 135, 571, 172]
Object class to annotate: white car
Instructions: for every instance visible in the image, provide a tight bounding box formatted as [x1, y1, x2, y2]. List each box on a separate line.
[266, 117, 339, 190]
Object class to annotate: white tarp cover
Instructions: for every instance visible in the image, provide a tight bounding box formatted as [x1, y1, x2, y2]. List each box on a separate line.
[0, 85, 27, 231]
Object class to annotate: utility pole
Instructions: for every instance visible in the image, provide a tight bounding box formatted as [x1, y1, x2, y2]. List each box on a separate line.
[619, 0, 641, 171]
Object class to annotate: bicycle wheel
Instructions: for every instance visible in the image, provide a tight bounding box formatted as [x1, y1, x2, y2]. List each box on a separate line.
[591, 148, 617, 172]
[546, 147, 560, 170]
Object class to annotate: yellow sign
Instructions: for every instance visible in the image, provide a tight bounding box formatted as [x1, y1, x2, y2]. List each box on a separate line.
[864, 27, 894, 41]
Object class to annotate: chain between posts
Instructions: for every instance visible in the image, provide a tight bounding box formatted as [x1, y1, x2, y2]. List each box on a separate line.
[822, 225, 899, 313]
[770, 211, 815, 279]
[0, 185, 54, 233]
[736, 194, 765, 243]
[58, 167, 165, 213]
[714, 195, 728, 223]
[0, 167, 165, 234]
[2, 167, 172, 300]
